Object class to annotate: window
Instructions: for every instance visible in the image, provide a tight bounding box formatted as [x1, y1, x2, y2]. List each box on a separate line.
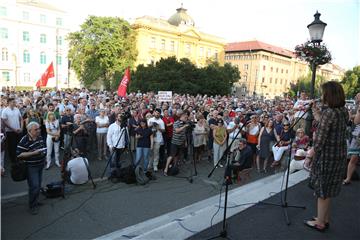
[23, 73, 30, 83]
[270, 77, 272, 83]
[271, 67, 273, 72]
[23, 50, 30, 63]
[40, 34, 46, 43]
[280, 79, 283, 84]
[0, 6, 6, 16]
[263, 65, 266, 71]
[262, 77, 265, 83]
[23, 31, 30, 42]
[281, 69, 284, 74]
[214, 50, 218, 60]
[40, 14, 46, 24]
[150, 37, 156, 49]
[56, 17, 63, 26]
[243, 75, 248, 81]
[161, 39, 165, 50]
[244, 64, 249, 70]
[286, 69, 288, 74]
[40, 52, 46, 64]
[56, 36, 62, 45]
[0, 28, 8, 39]
[185, 43, 191, 55]
[2, 71, 10, 81]
[56, 55, 62, 65]
[170, 41, 175, 52]
[276, 68, 279, 73]
[22, 11, 29, 20]
[275, 78, 278, 84]
[1, 48, 8, 61]
[207, 48, 211, 57]
[199, 47, 204, 57]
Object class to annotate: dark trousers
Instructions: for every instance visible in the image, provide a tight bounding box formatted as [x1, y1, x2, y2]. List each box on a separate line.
[6, 131, 21, 164]
[26, 164, 44, 209]
[111, 148, 125, 169]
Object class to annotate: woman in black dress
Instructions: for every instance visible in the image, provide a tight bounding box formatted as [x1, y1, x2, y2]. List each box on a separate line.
[257, 119, 277, 172]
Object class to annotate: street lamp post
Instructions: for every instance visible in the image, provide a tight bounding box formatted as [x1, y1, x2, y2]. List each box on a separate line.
[307, 11, 327, 99]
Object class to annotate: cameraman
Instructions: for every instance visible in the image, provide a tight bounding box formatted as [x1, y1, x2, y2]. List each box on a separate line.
[164, 112, 189, 176]
[107, 113, 127, 170]
[63, 149, 89, 185]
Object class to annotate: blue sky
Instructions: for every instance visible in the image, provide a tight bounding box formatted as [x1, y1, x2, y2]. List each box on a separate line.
[53, 0, 359, 70]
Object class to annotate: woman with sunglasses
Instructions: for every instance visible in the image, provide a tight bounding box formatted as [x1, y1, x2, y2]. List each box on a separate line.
[271, 121, 294, 167]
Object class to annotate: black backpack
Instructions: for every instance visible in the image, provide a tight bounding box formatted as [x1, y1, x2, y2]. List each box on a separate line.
[167, 164, 179, 176]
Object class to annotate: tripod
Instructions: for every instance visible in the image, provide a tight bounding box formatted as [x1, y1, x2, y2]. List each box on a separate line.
[207, 119, 248, 239]
[257, 107, 311, 225]
[62, 130, 96, 189]
[100, 124, 134, 179]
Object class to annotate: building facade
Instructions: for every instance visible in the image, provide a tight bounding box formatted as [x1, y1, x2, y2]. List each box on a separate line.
[225, 40, 345, 99]
[225, 40, 309, 99]
[132, 6, 226, 67]
[0, 0, 79, 89]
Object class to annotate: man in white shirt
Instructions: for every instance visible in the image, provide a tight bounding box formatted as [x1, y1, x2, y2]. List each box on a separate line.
[1, 97, 23, 164]
[293, 91, 311, 132]
[147, 109, 165, 172]
[65, 149, 89, 185]
[227, 117, 245, 154]
[107, 113, 127, 170]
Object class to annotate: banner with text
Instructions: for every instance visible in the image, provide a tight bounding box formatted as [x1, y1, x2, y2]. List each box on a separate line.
[158, 91, 172, 102]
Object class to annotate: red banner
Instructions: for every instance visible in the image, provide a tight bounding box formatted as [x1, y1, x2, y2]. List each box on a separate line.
[35, 62, 54, 87]
[117, 68, 131, 97]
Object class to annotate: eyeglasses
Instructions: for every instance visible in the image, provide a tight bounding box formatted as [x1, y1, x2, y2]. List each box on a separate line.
[33, 128, 41, 131]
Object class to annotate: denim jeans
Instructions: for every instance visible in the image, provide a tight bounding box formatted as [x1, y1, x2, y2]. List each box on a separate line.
[135, 147, 150, 171]
[27, 164, 44, 209]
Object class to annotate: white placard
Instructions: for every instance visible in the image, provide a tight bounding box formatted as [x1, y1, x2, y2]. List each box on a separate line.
[158, 91, 172, 102]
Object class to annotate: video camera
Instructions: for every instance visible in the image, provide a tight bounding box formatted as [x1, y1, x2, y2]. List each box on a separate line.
[120, 110, 131, 128]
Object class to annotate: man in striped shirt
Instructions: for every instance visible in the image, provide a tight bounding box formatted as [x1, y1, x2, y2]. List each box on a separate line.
[17, 122, 46, 215]
[163, 113, 189, 176]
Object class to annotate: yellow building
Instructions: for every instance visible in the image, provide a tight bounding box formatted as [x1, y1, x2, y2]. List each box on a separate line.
[225, 40, 309, 99]
[132, 6, 226, 67]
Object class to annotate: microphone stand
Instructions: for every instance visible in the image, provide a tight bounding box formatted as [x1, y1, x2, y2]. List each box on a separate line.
[207, 119, 248, 239]
[256, 106, 312, 225]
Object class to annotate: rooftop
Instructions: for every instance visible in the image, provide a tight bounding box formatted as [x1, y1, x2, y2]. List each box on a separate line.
[226, 40, 295, 58]
[17, 0, 66, 13]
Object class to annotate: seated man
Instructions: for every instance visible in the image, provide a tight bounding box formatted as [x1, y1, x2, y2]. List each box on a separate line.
[288, 148, 314, 174]
[231, 138, 253, 178]
[64, 149, 89, 185]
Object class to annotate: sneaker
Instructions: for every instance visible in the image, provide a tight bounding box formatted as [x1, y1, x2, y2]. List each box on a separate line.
[29, 206, 39, 215]
[219, 164, 224, 168]
[154, 166, 158, 172]
[55, 162, 61, 167]
[45, 163, 51, 170]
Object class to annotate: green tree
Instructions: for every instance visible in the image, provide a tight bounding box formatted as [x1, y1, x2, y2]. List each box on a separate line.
[67, 16, 137, 89]
[341, 66, 360, 98]
[289, 72, 326, 97]
[130, 57, 239, 95]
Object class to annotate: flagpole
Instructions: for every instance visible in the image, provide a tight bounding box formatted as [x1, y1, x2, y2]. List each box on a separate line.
[56, 28, 59, 89]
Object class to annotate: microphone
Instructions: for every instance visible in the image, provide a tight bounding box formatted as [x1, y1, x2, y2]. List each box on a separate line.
[304, 98, 321, 107]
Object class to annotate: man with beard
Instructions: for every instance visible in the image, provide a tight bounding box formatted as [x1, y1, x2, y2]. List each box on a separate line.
[147, 109, 165, 172]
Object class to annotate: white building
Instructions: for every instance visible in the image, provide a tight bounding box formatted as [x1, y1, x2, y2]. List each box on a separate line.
[0, 0, 79, 89]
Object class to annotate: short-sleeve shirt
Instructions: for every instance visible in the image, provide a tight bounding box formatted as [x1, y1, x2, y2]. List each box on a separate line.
[172, 120, 186, 145]
[16, 135, 46, 166]
[1, 107, 22, 132]
[45, 120, 60, 135]
[95, 116, 109, 134]
[135, 127, 153, 148]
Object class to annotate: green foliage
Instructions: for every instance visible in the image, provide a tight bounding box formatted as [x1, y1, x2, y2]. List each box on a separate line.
[130, 57, 239, 95]
[289, 72, 326, 97]
[67, 16, 137, 89]
[341, 65, 360, 98]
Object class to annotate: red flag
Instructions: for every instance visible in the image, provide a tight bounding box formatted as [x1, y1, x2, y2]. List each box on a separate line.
[117, 68, 131, 97]
[36, 62, 54, 88]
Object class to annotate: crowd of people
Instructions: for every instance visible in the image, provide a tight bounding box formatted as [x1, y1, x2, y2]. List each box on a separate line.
[0, 85, 359, 218]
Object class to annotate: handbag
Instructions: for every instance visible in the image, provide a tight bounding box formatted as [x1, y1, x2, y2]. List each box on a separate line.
[11, 160, 27, 182]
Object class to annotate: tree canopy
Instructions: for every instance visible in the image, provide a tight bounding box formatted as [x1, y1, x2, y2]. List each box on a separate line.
[289, 72, 326, 98]
[341, 66, 360, 98]
[67, 16, 137, 89]
[130, 57, 240, 96]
